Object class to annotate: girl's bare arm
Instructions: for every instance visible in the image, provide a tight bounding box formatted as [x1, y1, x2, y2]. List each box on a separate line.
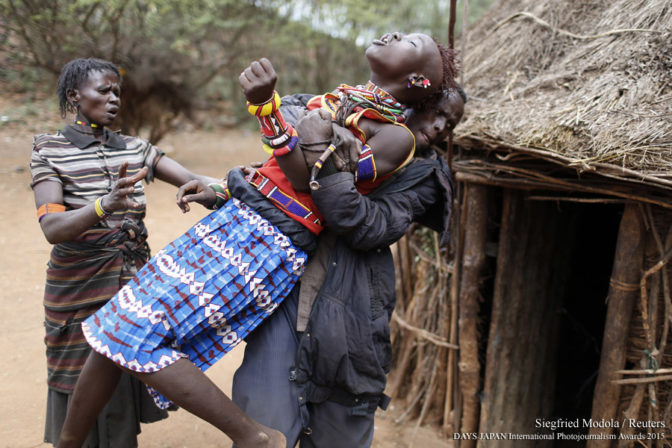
[239, 58, 310, 192]
[356, 119, 414, 177]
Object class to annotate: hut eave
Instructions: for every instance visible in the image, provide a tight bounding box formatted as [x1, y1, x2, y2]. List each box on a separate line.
[458, 0, 672, 186]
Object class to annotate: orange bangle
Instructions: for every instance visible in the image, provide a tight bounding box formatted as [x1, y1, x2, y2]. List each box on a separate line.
[37, 203, 66, 222]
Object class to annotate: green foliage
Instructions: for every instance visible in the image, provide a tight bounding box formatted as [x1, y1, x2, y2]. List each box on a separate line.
[286, 0, 495, 45]
[1, 0, 494, 142]
[1, 0, 373, 141]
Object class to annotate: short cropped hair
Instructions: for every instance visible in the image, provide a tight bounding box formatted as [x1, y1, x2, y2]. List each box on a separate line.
[412, 82, 467, 114]
[57, 58, 121, 117]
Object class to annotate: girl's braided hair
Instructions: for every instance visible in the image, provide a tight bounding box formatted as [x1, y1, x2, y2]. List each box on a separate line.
[57, 58, 121, 117]
[412, 39, 459, 111]
[435, 39, 458, 92]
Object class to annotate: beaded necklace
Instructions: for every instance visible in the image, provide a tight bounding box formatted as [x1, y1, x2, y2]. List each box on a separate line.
[75, 119, 99, 128]
[73, 120, 101, 135]
[336, 81, 406, 123]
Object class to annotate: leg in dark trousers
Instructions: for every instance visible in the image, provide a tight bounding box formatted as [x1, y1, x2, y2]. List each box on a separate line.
[233, 288, 304, 447]
[299, 400, 374, 448]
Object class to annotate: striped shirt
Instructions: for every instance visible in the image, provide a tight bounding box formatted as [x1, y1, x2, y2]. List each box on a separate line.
[31, 125, 164, 228]
[31, 125, 164, 391]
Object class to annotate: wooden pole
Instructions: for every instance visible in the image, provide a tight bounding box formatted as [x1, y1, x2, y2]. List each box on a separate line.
[446, 0, 457, 170]
[460, 0, 469, 87]
[587, 203, 644, 447]
[401, 235, 414, 304]
[449, 0, 457, 49]
[445, 181, 466, 437]
[478, 190, 573, 446]
[443, 0, 459, 434]
[457, 184, 488, 446]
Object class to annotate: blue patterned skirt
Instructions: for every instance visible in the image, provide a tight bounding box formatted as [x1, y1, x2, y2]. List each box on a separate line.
[82, 198, 307, 408]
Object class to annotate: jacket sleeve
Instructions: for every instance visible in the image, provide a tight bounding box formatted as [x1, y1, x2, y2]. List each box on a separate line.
[279, 94, 315, 126]
[311, 172, 440, 250]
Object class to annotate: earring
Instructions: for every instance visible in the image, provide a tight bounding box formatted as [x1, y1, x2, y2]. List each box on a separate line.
[407, 75, 431, 89]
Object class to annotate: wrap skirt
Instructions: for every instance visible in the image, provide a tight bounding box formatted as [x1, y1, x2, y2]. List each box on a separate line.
[82, 198, 306, 408]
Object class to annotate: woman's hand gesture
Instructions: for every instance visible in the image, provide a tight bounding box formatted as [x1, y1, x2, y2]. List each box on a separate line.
[176, 180, 217, 213]
[102, 161, 148, 212]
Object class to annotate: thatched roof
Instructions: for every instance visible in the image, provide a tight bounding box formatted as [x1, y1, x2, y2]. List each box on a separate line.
[456, 0, 672, 192]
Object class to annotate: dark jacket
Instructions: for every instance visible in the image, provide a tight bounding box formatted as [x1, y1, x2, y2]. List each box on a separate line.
[292, 156, 452, 408]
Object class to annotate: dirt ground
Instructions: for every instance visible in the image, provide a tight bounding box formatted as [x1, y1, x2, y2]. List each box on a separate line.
[0, 109, 452, 447]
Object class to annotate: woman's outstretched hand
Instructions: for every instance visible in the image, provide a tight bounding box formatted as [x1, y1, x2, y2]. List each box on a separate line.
[176, 162, 265, 213]
[176, 180, 217, 213]
[103, 161, 148, 212]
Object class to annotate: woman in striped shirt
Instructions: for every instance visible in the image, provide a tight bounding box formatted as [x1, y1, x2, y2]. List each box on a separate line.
[31, 57, 220, 448]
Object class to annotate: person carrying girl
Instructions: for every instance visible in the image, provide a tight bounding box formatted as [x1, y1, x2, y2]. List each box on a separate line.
[232, 86, 467, 447]
[31, 58, 221, 447]
[57, 31, 455, 448]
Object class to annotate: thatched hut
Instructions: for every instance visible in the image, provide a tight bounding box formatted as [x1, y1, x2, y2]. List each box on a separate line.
[389, 1, 672, 446]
